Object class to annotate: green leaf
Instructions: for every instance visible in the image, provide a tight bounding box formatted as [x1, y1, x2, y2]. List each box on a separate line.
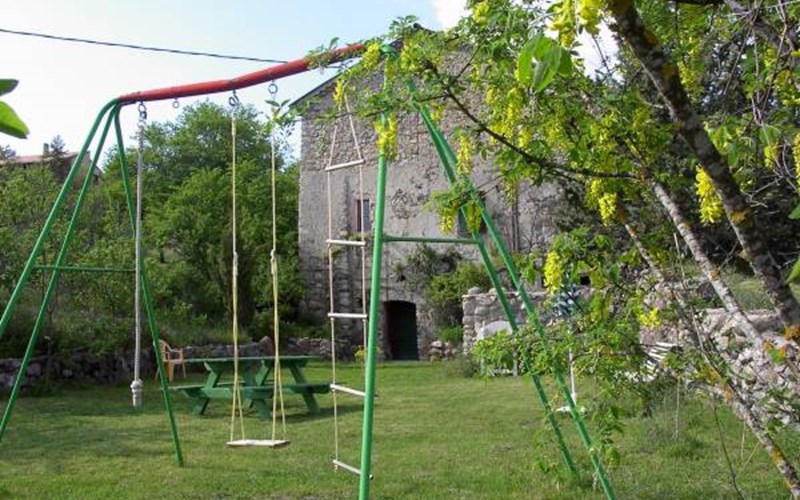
[789, 203, 800, 220]
[787, 258, 800, 284]
[727, 140, 739, 167]
[0, 101, 29, 139]
[517, 39, 535, 87]
[0, 80, 19, 97]
[516, 34, 572, 93]
[759, 124, 780, 145]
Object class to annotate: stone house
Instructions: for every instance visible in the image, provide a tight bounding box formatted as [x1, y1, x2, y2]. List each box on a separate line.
[1, 143, 96, 184]
[294, 72, 566, 361]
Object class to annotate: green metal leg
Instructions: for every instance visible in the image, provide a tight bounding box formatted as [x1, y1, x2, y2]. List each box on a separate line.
[0, 107, 116, 442]
[418, 107, 616, 499]
[357, 109, 391, 500]
[114, 110, 184, 466]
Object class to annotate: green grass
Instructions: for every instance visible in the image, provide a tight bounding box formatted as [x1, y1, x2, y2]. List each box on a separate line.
[0, 362, 797, 499]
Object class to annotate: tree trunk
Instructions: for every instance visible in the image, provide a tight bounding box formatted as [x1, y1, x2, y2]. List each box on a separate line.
[607, 0, 800, 334]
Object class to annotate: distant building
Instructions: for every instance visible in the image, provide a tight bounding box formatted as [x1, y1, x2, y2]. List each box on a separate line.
[1, 143, 95, 183]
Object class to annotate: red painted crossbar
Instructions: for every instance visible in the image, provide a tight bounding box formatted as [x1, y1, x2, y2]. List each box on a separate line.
[117, 43, 364, 104]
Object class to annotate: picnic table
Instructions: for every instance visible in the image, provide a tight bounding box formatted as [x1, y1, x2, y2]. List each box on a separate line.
[169, 356, 330, 420]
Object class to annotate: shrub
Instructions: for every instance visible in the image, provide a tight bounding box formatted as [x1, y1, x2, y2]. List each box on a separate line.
[428, 262, 491, 328]
[437, 326, 464, 345]
[470, 333, 518, 377]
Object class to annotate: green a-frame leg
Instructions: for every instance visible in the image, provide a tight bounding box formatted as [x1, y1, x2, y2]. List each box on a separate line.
[0, 100, 184, 465]
[356, 49, 616, 500]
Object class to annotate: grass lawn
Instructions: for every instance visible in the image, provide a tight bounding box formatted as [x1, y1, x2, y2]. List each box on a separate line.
[0, 362, 797, 499]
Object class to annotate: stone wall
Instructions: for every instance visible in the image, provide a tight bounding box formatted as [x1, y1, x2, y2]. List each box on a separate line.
[0, 336, 352, 393]
[685, 309, 799, 427]
[461, 287, 549, 353]
[461, 288, 799, 427]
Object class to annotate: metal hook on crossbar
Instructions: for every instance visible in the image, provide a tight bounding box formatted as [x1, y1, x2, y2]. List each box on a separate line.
[137, 101, 147, 122]
[229, 90, 240, 108]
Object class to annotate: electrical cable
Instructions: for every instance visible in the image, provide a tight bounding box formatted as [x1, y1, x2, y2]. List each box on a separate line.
[0, 27, 287, 64]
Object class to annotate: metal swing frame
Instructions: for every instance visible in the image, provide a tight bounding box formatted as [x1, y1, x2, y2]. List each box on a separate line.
[0, 44, 363, 467]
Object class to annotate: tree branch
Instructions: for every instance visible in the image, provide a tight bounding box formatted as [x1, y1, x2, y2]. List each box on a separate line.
[608, 0, 800, 330]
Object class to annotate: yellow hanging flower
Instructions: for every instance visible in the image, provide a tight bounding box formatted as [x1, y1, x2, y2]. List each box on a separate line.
[550, 0, 577, 47]
[472, 1, 490, 25]
[794, 132, 800, 185]
[439, 210, 455, 233]
[544, 250, 564, 294]
[577, 0, 602, 35]
[695, 167, 723, 224]
[503, 87, 525, 137]
[587, 179, 603, 207]
[456, 134, 474, 176]
[361, 42, 382, 71]
[374, 114, 397, 160]
[638, 307, 661, 328]
[464, 201, 483, 233]
[598, 192, 617, 226]
[333, 79, 347, 109]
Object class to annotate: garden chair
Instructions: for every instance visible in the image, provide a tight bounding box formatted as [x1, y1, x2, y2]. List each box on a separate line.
[156, 340, 186, 382]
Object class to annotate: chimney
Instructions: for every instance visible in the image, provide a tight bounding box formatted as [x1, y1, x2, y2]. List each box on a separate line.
[43, 143, 50, 155]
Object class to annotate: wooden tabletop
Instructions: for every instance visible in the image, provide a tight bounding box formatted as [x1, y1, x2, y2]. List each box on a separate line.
[183, 355, 321, 364]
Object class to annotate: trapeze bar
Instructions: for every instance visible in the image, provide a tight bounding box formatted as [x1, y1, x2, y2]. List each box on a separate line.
[326, 239, 366, 247]
[330, 383, 366, 398]
[383, 234, 478, 245]
[324, 158, 366, 172]
[328, 312, 368, 320]
[34, 264, 135, 274]
[333, 459, 373, 479]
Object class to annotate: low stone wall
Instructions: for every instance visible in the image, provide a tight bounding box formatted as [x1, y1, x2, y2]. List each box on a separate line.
[0, 336, 352, 393]
[461, 287, 799, 426]
[0, 348, 157, 393]
[690, 309, 798, 427]
[462, 287, 549, 353]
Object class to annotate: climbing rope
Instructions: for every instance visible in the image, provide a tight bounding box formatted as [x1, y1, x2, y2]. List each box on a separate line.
[326, 93, 368, 468]
[130, 101, 147, 409]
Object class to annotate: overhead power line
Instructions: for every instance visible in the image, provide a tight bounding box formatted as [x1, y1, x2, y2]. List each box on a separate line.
[0, 27, 288, 64]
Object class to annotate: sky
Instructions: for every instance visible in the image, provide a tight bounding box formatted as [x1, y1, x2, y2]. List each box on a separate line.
[2, 0, 468, 157]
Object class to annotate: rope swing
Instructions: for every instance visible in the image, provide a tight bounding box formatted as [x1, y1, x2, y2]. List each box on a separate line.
[226, 86, 289, 448]
[130, 102, 147, 409]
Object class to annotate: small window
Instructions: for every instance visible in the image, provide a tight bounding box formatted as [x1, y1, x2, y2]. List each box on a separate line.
[356, 198, 371, 233]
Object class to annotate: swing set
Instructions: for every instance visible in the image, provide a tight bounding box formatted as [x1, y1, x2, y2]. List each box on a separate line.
[0, 41, 617, 500]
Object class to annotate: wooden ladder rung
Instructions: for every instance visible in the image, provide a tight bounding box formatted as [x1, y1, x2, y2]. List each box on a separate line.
[326, 239, 366, 247]
[328, 312, 367, 320]
[333, 459, 373, 479]
[330, 383, 366, 398]
[325, 158, 366, 172]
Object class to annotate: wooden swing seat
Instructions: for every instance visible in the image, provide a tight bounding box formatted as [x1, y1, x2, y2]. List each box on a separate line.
[226, 439, 290, 448]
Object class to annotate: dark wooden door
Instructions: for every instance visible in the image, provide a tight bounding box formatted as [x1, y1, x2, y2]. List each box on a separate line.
[383, 301, 418, 361]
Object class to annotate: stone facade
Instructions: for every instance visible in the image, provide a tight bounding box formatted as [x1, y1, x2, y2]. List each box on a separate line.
[296, 75, 565, 360]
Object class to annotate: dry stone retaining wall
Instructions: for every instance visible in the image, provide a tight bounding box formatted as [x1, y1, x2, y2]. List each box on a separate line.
[462, 287, 549, 353]
[0, 336, 353, 392]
